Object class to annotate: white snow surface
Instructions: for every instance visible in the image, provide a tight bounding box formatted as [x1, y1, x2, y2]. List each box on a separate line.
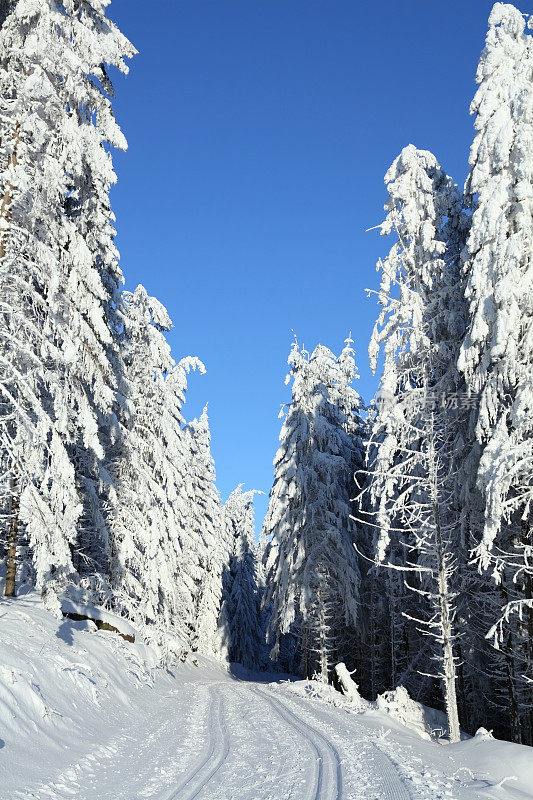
[1, 594, 532, 800]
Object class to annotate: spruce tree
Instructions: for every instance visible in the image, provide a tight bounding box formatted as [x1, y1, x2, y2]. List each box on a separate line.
[263, 337, 364, 680]
[185, 408, 230, 656]
[455, 3, 533, 742]
[365, 145, 469, 741]
[0, 0, 134, 606]
[458, 1, 533, 609]
[111, 285, 204, 634]
[220, 485, 265, 669]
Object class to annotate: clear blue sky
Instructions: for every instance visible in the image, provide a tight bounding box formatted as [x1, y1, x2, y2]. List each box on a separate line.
[109, 0, 527, 528]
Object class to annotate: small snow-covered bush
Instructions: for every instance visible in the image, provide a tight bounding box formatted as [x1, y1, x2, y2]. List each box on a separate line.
[376, 686, 431, 741]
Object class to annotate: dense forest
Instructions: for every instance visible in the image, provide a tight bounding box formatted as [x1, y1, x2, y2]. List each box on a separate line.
[0, 0, 531, 748]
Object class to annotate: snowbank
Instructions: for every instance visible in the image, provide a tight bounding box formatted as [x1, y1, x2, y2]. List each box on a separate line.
[0, 593, 224, 798]
[61, 599, 139, 642]
[449, 729, 533, 798]
[283, 664, 446, 742]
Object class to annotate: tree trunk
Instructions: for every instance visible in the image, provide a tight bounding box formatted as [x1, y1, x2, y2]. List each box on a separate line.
[0, 121, 21, 261]
[319, 630, 329, 684]
[521, 518, 533, 745]
[5, 471, 20, 597]
[369, 570, 377, 699]
[317, 589, 331, 684]
[504, 632, 522, 744]
[500, 580, 523, 744]
[1, 122, 22, 598]
[428, 417, 460, 743]
[455, 640, 468, 732]
[300, 624, 310, 679]
[437, 556, 460, 743]
[388, 571, 398, 686]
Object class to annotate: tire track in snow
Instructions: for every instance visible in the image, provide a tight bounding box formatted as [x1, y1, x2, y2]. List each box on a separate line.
[249, 685, 342, 800]
[166, 682, 230, 800]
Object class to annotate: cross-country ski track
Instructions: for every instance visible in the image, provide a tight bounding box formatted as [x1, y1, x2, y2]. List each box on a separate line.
[3, 598, 531, 800]
[10, 676, 513, 800]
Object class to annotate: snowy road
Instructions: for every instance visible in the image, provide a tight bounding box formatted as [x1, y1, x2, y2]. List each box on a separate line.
[3, 599, 530, 800]
[12, 676, 504, 800]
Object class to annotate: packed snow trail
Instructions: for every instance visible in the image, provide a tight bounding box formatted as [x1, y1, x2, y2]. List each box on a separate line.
[11, 677, 509, 800]
[248, 685, 343, 799]
[12, 679, 413, 800]
[2, 599, 532, 800]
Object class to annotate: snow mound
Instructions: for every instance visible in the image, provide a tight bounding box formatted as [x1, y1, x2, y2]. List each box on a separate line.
[0, 593, 222, 797]
[280, 665, 447, 742]
[61, 599, 138, 642]
[450, 729, 533, 798]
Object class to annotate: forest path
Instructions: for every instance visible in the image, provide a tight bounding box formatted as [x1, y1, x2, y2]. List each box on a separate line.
[2, 598, 525, 800]
[12, 673, 500, 800]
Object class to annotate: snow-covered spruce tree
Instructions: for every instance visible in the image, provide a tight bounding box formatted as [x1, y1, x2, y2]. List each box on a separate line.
[364, 145, 469, 742]
[49, 0, 136, 591]
[263, 337, 365, 681]
[110, 285, 204, 634]
[219, 485, 265, 669]
[0, 0, 134, 606]
[458, 3, 533, 683]
[184, 408, 230, 657]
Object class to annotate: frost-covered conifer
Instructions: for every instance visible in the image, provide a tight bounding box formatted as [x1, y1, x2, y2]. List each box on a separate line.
[263, 337, 364, 680]
[452, 5, 533, 740]
[184, 408, 229, 656]
[220, 485, 265, 669]
[111, 285, 204, 633]
[0, 0, 134, 601]
[458, 2, 533, 600]
[365, 145, 468, 741]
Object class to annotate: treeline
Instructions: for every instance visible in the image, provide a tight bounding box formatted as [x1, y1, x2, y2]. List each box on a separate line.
[262, 2, 533, 746]
[0, 0, 531, 749]
[0, 0, 263, 665]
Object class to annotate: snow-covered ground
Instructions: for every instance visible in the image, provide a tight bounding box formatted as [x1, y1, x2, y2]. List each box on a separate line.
[1, 595, 532, 800]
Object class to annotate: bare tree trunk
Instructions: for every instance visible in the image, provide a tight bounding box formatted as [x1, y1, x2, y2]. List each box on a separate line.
[388, 571, 398, 686]
[428, 418, 460, 743]
[500, 580, 523, 744]
[436, 547, 460, 743]
[369, 569, 377, 699]
[521, 519, 533, 745]
[1, 123, 22, 597]
[5, 470, 19, 597]
[319, 630, 329, 684]
[300, 624, 309, 679]
[504, 633, 522, 744]
[317, 590, 328, 683]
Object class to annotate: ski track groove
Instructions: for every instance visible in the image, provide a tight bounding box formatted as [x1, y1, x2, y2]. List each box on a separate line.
[368, 743, 415, 800]
[249, 685, 343, 800]
[265, 686, 414, 800]
[166, 683, 230, 800]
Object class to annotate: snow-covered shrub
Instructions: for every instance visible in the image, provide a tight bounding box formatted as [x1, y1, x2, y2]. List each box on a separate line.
[376, 686, 431, 741]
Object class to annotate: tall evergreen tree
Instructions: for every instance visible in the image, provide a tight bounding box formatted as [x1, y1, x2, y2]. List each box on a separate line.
[364, 145, 469, 741]
[458, 0, 533, 597]
[111, 285, 204, 634]
[457, 2, 533, 741]
[0, 0, 135, 607]
[220, 485, 265, 670]
[185, 408, 230, 657]
[263, 337, 364, 680]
